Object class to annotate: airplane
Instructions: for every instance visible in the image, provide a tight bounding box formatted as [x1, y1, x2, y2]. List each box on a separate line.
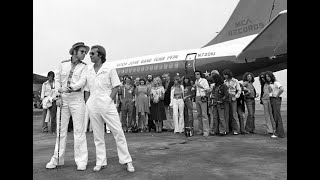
[112, 0, 287, 80]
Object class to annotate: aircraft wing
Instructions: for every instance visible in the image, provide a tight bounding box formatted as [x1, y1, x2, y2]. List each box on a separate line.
[237, 10, 287, 60]
[33, 73, 47, 84]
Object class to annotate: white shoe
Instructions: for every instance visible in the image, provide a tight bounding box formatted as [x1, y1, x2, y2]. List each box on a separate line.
[107, 130, 111, 134]
[93, 165, 106, 172]
[271, 134, 278, 138]
[77, 165, 86, 171]
[46, 161, 57, 169]
[127, 162, 135, 172]
[233, 132, 238, 135]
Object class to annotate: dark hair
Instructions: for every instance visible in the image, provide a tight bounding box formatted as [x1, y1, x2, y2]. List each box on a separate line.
[243, 72, 255, 83]
[91, 45, 106, 63]
[139, 78, 146, 84]
[265, 71, 276, 83]
[183, 77, 191, 87]
[194, 70, 203, 78]
[212, 74, 224, 86]
[259, 72, 266, 85]
[47, 71, 55, 78]
[222, 69, 233, 78]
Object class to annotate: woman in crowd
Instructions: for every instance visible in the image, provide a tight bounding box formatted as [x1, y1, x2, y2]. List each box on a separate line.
[40, 71, 58, 133]
[135, 78, 150, 132]
[242, 72, 257, 134]
[120, 76, 135, 132]
[260, 72, 277, 138]
[170, 75, 185, 133]
[265, 71, 285, 138]
[237, 83, 247, 134]
[183, 77, 195, 131]
[150, 76, 166, 133]
[209, 74, 228, 136]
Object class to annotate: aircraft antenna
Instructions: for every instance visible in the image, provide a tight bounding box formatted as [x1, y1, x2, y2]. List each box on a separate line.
[268, 0, 276, 23]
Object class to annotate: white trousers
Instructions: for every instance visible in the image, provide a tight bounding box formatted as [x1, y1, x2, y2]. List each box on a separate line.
[87, 95, 132, 166]
[49, 92, 88, 167]
[172, 98, 184, 133]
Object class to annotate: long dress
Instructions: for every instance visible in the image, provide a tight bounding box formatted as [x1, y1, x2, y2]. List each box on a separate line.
[150, 86, 166, 121]
[135, 85, 150, 114]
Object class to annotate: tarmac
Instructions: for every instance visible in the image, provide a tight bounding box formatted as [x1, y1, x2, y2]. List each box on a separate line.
[33, 100, 287, 180]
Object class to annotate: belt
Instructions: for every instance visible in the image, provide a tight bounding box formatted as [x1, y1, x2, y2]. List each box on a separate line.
[174, 96, 182, 99]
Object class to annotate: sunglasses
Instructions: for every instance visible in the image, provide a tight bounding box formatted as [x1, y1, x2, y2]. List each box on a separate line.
[195, 73, 200, 75]
[79, 50, 87, 55]
[89, 52, 97, 56]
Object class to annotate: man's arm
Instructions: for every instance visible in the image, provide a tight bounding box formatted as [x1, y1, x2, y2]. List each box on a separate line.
[70, 65, 88, 91]
[110, 86, 119, 101]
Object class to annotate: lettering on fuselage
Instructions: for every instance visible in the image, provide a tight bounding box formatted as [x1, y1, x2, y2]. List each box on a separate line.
[228, 18, 265, 36]
[116, 54, 179, 68]
[197, 52, 215, 58]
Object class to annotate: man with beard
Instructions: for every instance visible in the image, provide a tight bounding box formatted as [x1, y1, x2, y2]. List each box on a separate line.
[146, 74, 156, 132]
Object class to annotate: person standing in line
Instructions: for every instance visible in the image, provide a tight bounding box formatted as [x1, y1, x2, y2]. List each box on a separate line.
[135, 78, 150, 132]
[265, 71, 285, 138]
[193, 70, 210, 136]
[40, 71, 58, 134]
[182, 77, 195, 131]
[242, 72, 257, 134]
[260, 72, 277, 137]
[46, 42, 89, 171]
[237, 83, 247, 134]
[162, 73, 174, 131]
[170, 75, 185, 133]
[222, 69, 241, 135]
[69, 45, 135, 172]
[131, 77, 140, 129]
[150, 76, 166, 133]
[209, 74, 228, 136]
[120, 76, 135, 132]
[146, 74, 156, 132]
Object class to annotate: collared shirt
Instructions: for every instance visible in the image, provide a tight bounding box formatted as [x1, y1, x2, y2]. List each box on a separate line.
[41, 80, 58, 99]
[195, 78, 209, 96]
[224, 78, 241, 100]
[269, 81, 283, 97]
[56, 59, 88, 92]
[71, 63, 121, 96]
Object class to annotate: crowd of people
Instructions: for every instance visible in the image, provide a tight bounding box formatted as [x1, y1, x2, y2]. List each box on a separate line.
[112, 69, 285, 138]
[39, 42, 285, 173]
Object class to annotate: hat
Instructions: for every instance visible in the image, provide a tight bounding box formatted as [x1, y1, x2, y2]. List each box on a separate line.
[211, 70, 219, 75]
[69, 42, 90, 55]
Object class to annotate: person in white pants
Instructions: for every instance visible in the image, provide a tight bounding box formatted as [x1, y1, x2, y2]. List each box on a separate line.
[170, 76, 185, 133]
[70, 45, 135, 172]
[46, 42, 89, 171]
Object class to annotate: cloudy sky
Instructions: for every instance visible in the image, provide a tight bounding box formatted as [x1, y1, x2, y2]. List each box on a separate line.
[33, 0, 287, 97]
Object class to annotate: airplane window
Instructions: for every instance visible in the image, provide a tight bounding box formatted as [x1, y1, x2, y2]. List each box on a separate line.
[125, 68, 128, 73]
[141, 66, 144, 71]
[169, 63, 173, 69]
[121, 69, 125, 73]
[154, 64, 158, 70]
[149, 65, 153, 71]
[174, 62, 179, 68]
[129, 68, 132, 73]
[145, 65, 149, 71]
[133, 67, 136, 72]
[164, 63, 168, 69]
[158, 63, 163, 70]
[136, 66, 140, 72]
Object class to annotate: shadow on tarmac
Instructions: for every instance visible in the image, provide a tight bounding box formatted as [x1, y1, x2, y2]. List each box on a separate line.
[33, 100, 287, 180]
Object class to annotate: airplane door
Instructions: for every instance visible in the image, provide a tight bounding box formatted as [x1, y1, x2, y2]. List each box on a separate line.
[185, 53, 197, 76]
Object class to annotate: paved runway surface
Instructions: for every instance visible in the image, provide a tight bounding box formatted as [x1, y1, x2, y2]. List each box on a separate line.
[33, 100, 287, 180]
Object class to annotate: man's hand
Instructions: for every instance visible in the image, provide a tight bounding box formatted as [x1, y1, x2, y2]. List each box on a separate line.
[58, 87, 68, 93]
[56, 98, 62, 107]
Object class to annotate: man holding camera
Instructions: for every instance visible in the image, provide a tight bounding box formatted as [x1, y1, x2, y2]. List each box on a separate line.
[193, 70, 210, 136]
